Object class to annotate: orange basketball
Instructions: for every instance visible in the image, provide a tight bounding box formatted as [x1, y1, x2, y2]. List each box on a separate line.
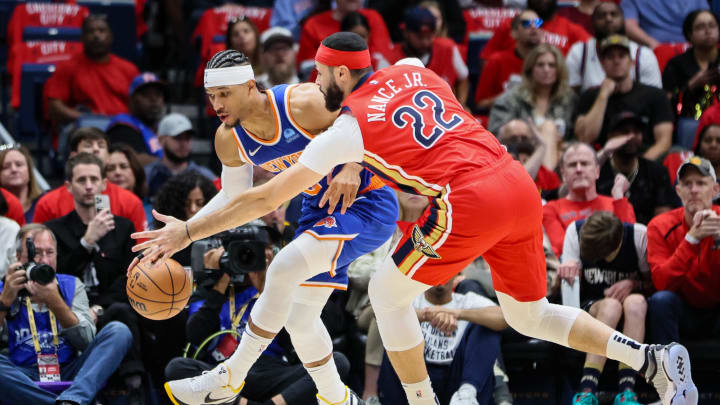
[126, 258, 193, 320]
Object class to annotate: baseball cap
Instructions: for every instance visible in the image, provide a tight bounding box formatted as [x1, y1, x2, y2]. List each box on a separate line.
[599, 34, 631, 58]
[677, 156, 717, 182]
[260, 27, 294, 51]
[157, 113, 194, 137]
[403, 7, 436, 34]
[129, 72, 166, 97]
[607, 111, 647, 134]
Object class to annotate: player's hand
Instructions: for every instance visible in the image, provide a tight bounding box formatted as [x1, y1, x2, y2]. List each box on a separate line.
[611, 173, 630, 200]
[557, 261, 581, 285]
[0, 262, 27, 305]
[319, 163, 363, 215]
[604, 279, 635, 302]
[84, 209, 114, 245]
[129, 210, 190, 273]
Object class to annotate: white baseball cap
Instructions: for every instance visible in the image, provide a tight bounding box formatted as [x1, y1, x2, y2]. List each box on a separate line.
[157, 113, 194, 137]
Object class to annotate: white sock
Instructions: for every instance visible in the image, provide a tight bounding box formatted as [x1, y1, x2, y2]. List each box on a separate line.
[605, 331, 648, 371]
[308, 358, 347, 404]
[225, 329, 272, 387]
[402, 376, 438, 405]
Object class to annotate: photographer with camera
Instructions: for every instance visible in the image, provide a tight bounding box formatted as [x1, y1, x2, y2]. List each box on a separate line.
[0, 224, 132, 405]
[165, 224, 350, 405]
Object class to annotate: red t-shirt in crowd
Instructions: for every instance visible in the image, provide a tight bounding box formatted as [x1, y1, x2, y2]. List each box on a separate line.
[480, 15, 590, 58]
[383, 38, 463, 87]
[33, 182, 147, 233]
[535, 166, 561, 192]
[475, 48, 524, 103]
[43, 52, 139, 117]
[542, 195, 636, 256]
[647, 206, 720, 309]
[1, 187, 25, 226]
[297, 9, 392, 71]
[556, 7, 593, 36]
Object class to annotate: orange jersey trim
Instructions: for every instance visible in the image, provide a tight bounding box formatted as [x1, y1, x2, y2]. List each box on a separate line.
[285, 84, 317, 140]
[303, 230, 358, 241]
[299, 282, 348, 291]
[231, 128, 254, 165]
[328, 240, 345, 277]
[358, 174, 385, 195]
[242, 89, 282, 145]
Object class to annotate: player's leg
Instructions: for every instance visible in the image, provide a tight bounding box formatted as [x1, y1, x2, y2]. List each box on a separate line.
[165, 233, 340, 405]
[285, 286, 351, 404]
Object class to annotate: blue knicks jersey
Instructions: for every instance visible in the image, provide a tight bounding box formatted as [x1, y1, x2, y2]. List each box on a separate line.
[232, 84, 381, 209]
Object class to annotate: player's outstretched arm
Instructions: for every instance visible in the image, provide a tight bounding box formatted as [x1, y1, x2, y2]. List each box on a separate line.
[130, 163, 324, 265]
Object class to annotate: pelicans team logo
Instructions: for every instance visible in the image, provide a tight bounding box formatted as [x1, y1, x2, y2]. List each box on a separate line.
[411, 225, 441, 259]
[314, 216, 337, 229]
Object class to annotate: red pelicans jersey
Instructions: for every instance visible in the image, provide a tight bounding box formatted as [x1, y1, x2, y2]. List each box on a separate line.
[341, 64, 507, 197]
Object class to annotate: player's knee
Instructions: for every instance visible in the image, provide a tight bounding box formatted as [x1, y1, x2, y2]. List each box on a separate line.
[622, 294, 647, 320]
[499, 296, 545, 333]
[265, 244, 308, 287]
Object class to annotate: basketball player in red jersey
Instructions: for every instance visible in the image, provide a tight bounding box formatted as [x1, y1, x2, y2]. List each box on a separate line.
[132, 32, 697, 405]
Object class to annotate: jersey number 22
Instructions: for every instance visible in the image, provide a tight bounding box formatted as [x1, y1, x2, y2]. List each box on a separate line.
[392, 90, 463, 149]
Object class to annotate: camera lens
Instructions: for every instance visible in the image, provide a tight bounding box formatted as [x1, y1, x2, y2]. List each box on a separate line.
[26, 263, 55, 285]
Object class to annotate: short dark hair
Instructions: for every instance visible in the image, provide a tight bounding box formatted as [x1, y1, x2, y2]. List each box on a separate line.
[207, 49, 250, 69]
[591, 2, 623, 21]
[321, 32, 373, 78]
[65, 152, 104, 181]
[108, 143, 148, 198]
[82, 14, 109, 33]
[69, 127, 109, 153]
[579, 211, 623, 263]
[683, 9, 719, 42]
[341, 11, 370, 32]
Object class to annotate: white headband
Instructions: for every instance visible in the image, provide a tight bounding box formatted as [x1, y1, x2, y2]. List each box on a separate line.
[204, 65, 255, 88]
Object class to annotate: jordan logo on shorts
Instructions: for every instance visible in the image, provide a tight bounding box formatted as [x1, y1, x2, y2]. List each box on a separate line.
[411, 225, 441, 259]
[314, 216, 338, 228]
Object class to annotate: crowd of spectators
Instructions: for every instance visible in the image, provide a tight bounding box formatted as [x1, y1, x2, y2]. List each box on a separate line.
[1, 0, 720, 405]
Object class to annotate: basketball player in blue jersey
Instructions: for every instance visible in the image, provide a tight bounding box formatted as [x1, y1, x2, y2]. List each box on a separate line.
[158, 50, 397, 405]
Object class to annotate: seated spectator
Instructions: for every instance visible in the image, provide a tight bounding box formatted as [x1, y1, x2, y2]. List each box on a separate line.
[384, 7, 470, 107]
[556, 0, 598, 34]
[475, 9, 543, 109]
[574, 35, 673, 160]
[297, 0, 392, 77]
[595, 112, 677, 224]
[559, 211, 651, 405]
[0, 224, 132, 405]
[152, 172, 218, 266]
[622, 0, 708, 49]
[106, 72, 167, 166]
[543, 142, 636, 256]
[378, 275, 508, 405]
[0, 186, 25, 225]
[499, 119, 562, 193]
[44, 15, 139, 127]
[45, 153, 135, 309]
[0, 144, 44, 222]
[663, 10, 720, 119]
[666, 102, 720, 186]
[165, 224, 351, 404]
[0, 190, 20, 277]
[646, 157, 720, 345]
[107, 143, 148, 201]
[489, 43, 576, 138]
[368, 0, 466, 44]
[341, 12, 390, 71]
[256, 27, 300, 88]
[480, 0, 590, 58]
[419, 1, 450, 39]
[270, 0, 318, 40]
[145, 113, 217, 198]
[33, 128, 147, 234]
[566, 2, 661, 92]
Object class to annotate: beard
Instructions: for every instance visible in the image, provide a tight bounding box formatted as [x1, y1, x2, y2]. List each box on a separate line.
[323, 79, 345, 112]
[615, 142, 641, 160]
[164, 147, 190, 164]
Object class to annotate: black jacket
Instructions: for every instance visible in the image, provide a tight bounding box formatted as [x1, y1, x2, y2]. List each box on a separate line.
[46, 210, 136, 307]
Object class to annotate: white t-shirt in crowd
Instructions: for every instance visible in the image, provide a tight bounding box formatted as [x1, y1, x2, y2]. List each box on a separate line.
[412, 292, 496, 365]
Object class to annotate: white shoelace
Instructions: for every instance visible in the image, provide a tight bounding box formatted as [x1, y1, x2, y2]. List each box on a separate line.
[189, 367, 228, 392]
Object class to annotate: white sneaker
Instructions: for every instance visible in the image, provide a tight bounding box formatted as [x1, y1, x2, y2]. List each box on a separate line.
[317, 387, 364, 404]
[449, 384, 479, 405]
[164, 362, 244, 405]
[644, 343, 698, 405]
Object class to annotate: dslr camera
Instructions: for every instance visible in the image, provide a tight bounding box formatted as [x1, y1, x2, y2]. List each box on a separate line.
[18, 237, 55, 295]
[191, 224, 276, 289]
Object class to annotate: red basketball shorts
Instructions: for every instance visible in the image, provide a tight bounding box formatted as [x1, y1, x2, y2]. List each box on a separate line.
[392, 154, 547, 302]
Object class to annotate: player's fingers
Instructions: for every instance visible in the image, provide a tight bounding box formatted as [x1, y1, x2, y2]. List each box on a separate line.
[152, 209, 175, 224]
[326, 192, 341, 214]
[131, 238, 160, 252]
[131, 229, 162, 241]
[340, 189, 357, 215]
